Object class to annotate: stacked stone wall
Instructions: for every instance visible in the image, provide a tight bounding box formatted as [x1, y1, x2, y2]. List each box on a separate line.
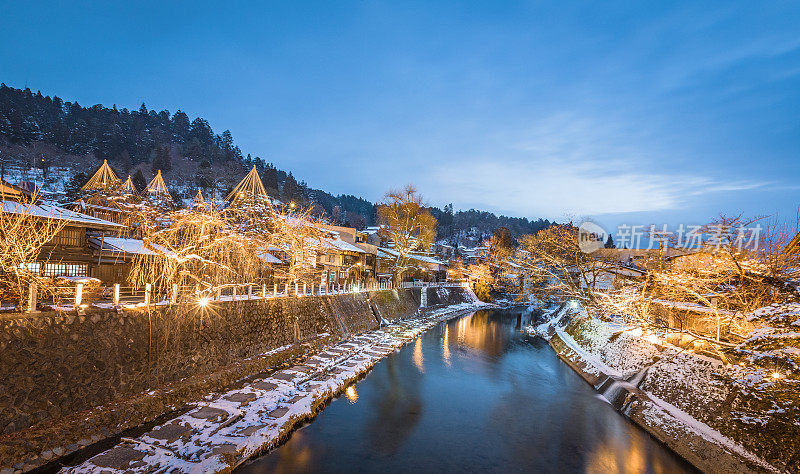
[0, 287, 475, 435]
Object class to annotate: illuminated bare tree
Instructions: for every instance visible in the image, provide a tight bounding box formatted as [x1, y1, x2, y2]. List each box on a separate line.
[590, 215, 799, 346]
[128, 204, 262, 295]
[268, 207, 327, 287]
[0, 194, 67, 310]
[514, 224, 620, 306]
[377, 185, 437, 287]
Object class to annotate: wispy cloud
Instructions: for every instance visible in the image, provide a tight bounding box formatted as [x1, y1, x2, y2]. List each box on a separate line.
[425, 158, 768, 218]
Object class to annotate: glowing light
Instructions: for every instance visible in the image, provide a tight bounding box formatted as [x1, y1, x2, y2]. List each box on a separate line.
[345, 385, 358, 403]
[413, 337, 424, 373]
[772, 372, 781, 379]
[569, 300, 578, 309]
[645, 334, 661, 345]
[198, 297, 209, 307]
[443, 325, 451, 367]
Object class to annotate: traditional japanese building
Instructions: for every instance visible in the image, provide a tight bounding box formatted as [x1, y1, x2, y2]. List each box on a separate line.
[1, 179, 123, 279]
[317, 224, 378, 287]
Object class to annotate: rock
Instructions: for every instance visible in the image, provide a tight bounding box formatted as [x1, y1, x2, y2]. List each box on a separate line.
[224, 392, 257, 405]
[253, 381, 278, 391]
[147, 422, 192, 442]
[189, 406, 228, 422]
[89, 446, 146, 469]
[268, 406, 289, 418]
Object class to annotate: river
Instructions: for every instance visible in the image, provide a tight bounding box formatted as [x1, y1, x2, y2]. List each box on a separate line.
[238, 307, 694, 473]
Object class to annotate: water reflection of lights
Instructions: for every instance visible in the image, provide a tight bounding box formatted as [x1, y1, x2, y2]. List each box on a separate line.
[443, 325, 451, 367]
[585, 435, 647, 474]
[345, 385, 358, 403]
[457, 316, 468, 343]
[413, 337, 424, 373]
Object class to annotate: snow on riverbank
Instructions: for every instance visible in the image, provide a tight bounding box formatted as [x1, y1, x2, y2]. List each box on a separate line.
[64, 301, 491, 473]
[529, 305, 781, 473]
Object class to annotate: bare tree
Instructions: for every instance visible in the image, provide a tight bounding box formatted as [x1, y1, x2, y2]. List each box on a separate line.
[0, 193, 67, 310]
[514, 224, 620, 306]
[377, 185, 437, 287]
[266, 205, 327, 288]
[128, 204, 261, 295]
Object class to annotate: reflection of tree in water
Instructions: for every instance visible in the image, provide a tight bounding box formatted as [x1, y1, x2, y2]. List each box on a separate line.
[454, 310, 508, 359]
[364, 355, 424, 455]
[250, 429, 315, 474]
[485, 381, 689, 473]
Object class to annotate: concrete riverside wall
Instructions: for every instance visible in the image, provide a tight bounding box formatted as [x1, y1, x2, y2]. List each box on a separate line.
[0, 286, 474, 435]
[543, 312, 789, 473]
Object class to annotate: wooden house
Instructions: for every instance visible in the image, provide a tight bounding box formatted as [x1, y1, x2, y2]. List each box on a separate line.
[1, 179, 123, 278]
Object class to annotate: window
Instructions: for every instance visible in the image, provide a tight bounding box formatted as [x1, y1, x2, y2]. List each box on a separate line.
[43, 263, 88, 277]
[19, 263, 40, 273]
[51, 227, 84, 247]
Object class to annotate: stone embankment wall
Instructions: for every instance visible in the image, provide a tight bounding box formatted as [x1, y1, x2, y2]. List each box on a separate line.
[0, 286, 474, 435]
[538, 307, 789, 474]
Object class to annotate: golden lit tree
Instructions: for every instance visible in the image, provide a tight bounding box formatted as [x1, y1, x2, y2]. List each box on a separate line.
[514, 224, 620, 305]
[377, 184, 437, 287]
[267, 207, 327, 287]
[128, 204, 262, 295]
[0, 194, 68, 310]
[225, 165, 327, 288]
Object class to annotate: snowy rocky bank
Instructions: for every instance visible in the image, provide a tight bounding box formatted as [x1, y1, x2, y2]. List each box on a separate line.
[530, 304, 795, 474]
[62, 301, 491, 473]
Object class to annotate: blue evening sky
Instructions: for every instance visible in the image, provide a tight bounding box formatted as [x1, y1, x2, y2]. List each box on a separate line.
[2, 1, 799, 234]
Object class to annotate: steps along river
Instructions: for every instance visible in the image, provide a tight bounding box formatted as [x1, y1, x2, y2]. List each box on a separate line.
[238, 307, 696, 473]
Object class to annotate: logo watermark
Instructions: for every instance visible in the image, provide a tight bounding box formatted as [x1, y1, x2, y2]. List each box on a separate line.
[578, 221, 763, 253]
[578, 221, 608, 254]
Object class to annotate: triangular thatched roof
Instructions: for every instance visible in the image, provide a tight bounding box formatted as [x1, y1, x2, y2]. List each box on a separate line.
[82, 160, 120, 191]
[226, 165, 268, 203]
[144, 170, 170, 197]
[190, 189, 214, 212]
[119, 175, 137, 194]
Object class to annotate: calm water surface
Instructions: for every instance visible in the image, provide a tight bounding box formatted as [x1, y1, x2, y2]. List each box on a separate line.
[239, 308, 694, 473]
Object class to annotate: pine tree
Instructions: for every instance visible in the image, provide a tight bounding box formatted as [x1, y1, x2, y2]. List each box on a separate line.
[262, 164, 279, 196]
[605, 234, 616, 249]
[64, 172, 87, 201]
[171, 110, 190, 143]
[282, 172, 301, 204]
[151, 144, 172, 173]
[132, 169, 147, 192]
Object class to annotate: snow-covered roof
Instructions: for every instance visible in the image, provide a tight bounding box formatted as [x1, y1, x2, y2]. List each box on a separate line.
[257, 248, 283, 264]
[74, 200, 123, 213]
[91, 236, 164, 256]
[325, 237, 365, 253]
[410, 253, 446, 265]
[377, 247, 445, 266]
[2, 200, 123, 229]
[377, 247, 398, 259]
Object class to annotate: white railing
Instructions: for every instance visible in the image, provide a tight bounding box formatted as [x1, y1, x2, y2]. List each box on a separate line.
[398, 281, 466, 289]
[17, 279, 409, 312]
